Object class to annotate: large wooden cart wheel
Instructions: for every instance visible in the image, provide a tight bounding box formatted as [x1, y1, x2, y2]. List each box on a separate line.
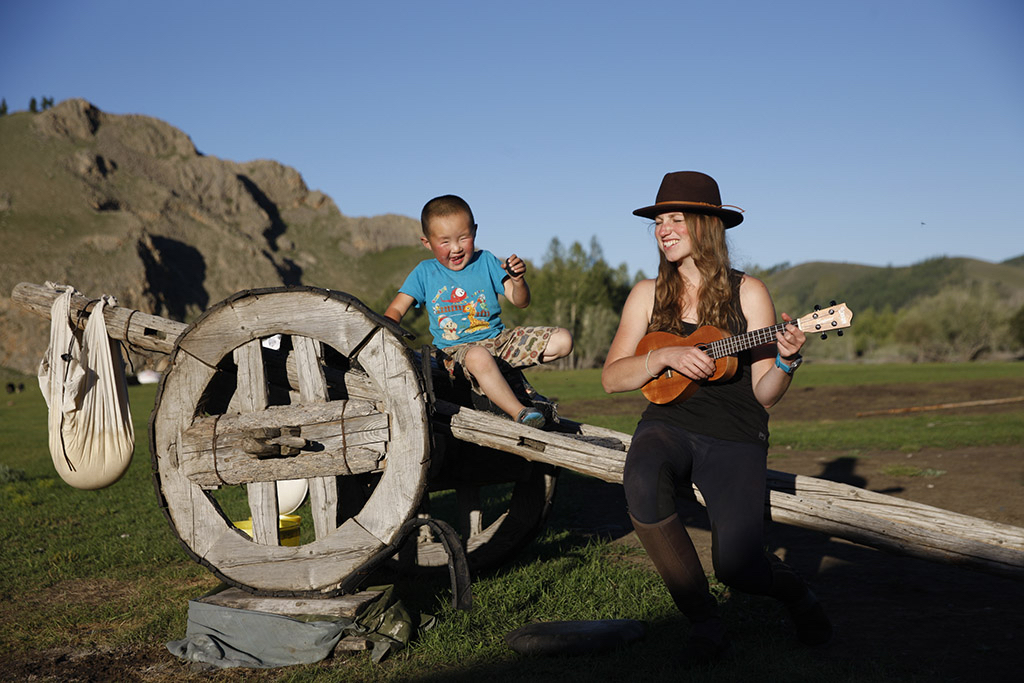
[150, 287, 431, 596]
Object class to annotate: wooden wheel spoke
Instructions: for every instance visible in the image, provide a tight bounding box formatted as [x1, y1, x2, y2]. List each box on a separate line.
[456, 486, 483, 542]
[234, 340, 280, 546]
[293, 334, 340, 540]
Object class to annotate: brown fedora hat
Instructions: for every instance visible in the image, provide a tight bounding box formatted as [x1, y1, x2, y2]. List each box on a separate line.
[633, 171, 744, 228]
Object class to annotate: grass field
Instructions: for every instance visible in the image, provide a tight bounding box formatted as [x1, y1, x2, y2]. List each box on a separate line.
[1, 362, 1021, 681]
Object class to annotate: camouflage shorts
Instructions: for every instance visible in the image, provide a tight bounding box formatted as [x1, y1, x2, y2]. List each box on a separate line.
[440, 326, 555, 387]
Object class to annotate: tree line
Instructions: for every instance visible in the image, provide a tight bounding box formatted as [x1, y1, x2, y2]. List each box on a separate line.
[395, 242, 1024, 368]
[0, 96, 56, 116]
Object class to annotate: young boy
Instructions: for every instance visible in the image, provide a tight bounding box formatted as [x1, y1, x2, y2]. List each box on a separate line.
[384, 195, 573, 428]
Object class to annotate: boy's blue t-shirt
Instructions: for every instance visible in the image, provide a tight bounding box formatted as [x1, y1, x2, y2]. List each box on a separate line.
[399, 250, 508, 348]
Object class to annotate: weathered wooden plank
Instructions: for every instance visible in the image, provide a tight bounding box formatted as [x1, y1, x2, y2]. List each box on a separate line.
[177, 291, 380, 367]
[294, 334, 341, 539]
[437, 400, 628, 483]
[758, 471, 1024, 579]
[198, 586, 382, 618]
[202, 518, 385, 593]
[177, 399, 390, 485]
[335, 637, 373, 651]
[234, 341, 280, 545]
[178, 409, 388, 486]
[12, 281, 185, 354]
[184, 448, 385, 487]
[457, 486, 484, 540]
[441, 399, 1024, 579]
[152, 350, 231, 559]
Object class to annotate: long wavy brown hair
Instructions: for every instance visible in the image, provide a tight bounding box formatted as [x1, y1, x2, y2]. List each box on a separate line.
[648, 212, 741, 335]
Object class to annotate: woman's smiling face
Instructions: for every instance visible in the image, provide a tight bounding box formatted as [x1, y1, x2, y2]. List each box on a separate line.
[654, 212, 692, 261]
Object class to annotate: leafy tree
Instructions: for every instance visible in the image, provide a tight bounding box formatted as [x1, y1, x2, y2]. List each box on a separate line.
[41, 96, 54, 110]
[848, 304, 898, 358]
[892, 282, 1010, 361]
[29, 97, 37, 113]
[1009, 303, 1024, 350]
[526, 237, 633, 368]
[747, 262, 791, 279]
[0, 98, 7, 116]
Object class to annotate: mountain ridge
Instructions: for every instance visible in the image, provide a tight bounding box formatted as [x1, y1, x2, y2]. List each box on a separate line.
[1, 99, 424, 373]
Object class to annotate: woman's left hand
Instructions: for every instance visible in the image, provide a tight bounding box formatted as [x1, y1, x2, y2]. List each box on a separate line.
[776, 312, 806, 358]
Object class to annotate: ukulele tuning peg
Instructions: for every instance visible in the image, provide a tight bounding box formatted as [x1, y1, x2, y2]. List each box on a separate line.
[829, 300, 837, 306]
[820, 333, 828, 340]
[836, 330, 844, 337]
[813, 304, 821, 311]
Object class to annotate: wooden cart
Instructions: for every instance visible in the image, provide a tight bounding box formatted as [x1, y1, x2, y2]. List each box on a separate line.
[13, 282, 1024, 598]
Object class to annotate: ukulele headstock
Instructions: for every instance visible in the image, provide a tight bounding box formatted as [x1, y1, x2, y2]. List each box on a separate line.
[797, 301, 853, 339]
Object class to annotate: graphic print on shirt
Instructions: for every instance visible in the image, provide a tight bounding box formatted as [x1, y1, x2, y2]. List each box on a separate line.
[431, 285, 492, 341]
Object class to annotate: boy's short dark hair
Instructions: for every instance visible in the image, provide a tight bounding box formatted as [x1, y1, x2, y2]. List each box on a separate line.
[421, 195, 475, 237]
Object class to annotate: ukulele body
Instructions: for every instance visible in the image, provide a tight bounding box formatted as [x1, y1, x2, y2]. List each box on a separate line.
[635, 327, 738, 405]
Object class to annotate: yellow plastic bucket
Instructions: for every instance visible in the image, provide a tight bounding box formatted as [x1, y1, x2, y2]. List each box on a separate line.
[234, 514, 301, 546]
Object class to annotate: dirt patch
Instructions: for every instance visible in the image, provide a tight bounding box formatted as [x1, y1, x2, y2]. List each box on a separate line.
[4, 645, 175, 683]
[771, 377, 1024, 422]
[554, 377, 1024, 681]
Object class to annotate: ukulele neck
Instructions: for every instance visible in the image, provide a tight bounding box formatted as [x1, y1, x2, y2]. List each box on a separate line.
[703, 322, 790, 359]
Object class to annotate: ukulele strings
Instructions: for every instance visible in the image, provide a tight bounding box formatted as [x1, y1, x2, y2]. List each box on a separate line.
[701, 322, 789, 359]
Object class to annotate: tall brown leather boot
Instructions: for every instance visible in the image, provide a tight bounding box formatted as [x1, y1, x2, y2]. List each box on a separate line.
[631, 513, 729, 663]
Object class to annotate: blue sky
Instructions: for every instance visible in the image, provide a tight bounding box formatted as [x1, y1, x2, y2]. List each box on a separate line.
[3, 0, 1022, 279]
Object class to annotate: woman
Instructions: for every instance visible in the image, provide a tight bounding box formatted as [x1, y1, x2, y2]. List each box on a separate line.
[601, 171, 831, 662]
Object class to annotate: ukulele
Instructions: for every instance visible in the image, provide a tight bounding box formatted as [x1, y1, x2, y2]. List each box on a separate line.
[636, 302, 853, 405]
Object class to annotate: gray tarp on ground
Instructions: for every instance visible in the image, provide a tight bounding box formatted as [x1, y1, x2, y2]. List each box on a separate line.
[167, 586, 432, 669]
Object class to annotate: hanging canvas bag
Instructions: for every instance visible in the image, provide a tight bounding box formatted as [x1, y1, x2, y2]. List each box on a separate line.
[37, 285, 135, 489]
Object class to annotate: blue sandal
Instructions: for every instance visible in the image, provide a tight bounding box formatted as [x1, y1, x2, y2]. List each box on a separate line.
[515, 407, 546, 429]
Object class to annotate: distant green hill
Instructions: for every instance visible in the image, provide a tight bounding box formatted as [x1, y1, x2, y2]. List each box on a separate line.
[757, 256, 1024, 362]
[761, 256, 1024, 318]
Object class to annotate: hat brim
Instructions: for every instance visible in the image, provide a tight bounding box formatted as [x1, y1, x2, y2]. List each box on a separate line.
[633, 202, 744, 228]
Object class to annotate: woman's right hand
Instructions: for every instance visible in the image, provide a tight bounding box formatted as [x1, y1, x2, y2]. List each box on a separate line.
[650, 345, 716, 382]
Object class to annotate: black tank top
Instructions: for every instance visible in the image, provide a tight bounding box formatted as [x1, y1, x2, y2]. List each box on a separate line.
[640, 274, 770, 445]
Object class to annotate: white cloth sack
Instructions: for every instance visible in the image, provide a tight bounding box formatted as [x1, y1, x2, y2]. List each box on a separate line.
[38, 286, 134, 490]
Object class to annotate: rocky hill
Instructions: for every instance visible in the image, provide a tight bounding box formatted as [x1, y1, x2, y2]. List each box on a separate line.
[1, 99, 424, 374]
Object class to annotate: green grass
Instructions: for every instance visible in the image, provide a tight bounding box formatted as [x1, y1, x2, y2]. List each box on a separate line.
[769, 411, 1023, 451]
[0, 383, 212, 653]
[782, 360, 1024, 387]
[1, 362, 1020, 680]
[879, 464, 947, 478]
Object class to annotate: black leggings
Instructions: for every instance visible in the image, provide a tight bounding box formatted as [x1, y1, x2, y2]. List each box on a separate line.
[623, 419, 774, 595]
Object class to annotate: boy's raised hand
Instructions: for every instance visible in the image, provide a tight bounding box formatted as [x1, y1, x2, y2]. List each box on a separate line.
[504, 254, 526, 279]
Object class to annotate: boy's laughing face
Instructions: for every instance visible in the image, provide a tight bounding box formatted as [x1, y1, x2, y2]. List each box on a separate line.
[422, 211, 477, 271]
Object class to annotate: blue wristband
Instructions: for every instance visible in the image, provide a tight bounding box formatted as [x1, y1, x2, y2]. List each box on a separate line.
[775, 353, 801, 374]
